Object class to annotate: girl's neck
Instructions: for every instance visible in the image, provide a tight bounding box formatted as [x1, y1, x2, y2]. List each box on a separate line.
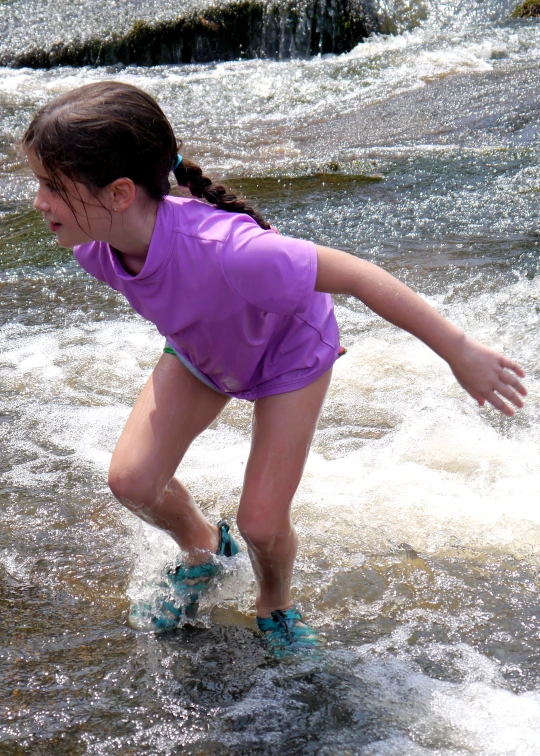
[108, 196, 159, 276]
[113, 247, 146, 276]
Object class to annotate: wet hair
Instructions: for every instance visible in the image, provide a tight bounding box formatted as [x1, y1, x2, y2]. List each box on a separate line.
[23, 81, 270, 229]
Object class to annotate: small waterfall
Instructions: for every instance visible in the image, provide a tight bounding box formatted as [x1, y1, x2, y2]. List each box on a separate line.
[0, 0, 381, 68]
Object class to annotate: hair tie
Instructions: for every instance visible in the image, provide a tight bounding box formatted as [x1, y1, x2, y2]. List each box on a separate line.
[172, 155, 182, 171]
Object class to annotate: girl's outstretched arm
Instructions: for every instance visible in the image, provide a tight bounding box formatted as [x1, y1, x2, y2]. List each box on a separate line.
[315, 245, 527, 417]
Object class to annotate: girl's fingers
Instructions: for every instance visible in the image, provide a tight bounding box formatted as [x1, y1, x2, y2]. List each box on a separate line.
[485, 390, 515, 417]
[456, 349, 527, 416]
[499, 368, 528, 396]
[478, 379, 524, 416]
[464, 376, 522, 408]
[495, 381, 525, 409]
[464, 385, 485, 405]
[463, 380, 518, 416]
[499, 356, 526, 379]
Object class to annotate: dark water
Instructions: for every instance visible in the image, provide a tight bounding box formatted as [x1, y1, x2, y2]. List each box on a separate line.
[1, 0, 540, 751]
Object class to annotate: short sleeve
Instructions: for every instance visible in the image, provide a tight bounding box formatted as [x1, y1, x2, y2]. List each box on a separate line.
[221, 221, 317, 315]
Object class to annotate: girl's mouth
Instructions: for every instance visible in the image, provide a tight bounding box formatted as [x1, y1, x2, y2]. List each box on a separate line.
[49, 221, 62, 232]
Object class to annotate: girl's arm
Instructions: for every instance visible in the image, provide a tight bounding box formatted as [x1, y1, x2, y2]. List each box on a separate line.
[315, 245, 527, 417]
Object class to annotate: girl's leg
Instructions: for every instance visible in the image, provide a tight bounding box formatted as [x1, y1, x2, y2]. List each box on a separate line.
[236, 369, 332, 618]
[108, 352, 229, 561]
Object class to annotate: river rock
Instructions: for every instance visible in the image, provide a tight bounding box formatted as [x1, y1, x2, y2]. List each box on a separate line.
[512, 0, 540, 16]
[0, 0, 378, 68]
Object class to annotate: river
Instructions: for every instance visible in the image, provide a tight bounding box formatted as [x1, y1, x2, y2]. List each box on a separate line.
[0, 0, 539, 751]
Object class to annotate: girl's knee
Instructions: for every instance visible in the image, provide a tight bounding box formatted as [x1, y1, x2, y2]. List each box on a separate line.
[236, 508, 293, 550]
[108, 462, 161, 510]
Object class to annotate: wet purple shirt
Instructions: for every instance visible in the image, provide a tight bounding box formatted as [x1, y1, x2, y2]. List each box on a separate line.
[74, 195, 339, 400]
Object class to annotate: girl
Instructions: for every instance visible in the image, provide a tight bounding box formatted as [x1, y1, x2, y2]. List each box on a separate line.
[24, 81, 526, 655]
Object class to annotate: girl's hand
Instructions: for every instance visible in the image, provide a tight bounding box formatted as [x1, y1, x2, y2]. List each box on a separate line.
[447, 336, 527, 417]
[314, 246, 527, 417]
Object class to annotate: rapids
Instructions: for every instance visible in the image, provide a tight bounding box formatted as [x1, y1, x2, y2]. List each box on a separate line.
[0, 0, 539, 750]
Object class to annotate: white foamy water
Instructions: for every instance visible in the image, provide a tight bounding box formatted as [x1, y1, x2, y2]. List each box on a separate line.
[1, 274, 538, 565]
[0, 0, 539, 748]
[343, 646, 540, 755]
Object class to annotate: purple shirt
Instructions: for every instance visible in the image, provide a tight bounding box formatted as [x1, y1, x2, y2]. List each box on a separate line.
[74, 195, 339, 400]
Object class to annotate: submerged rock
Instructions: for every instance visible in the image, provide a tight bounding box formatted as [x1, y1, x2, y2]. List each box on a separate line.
[512, 0, 540, 16]
[0, 0, 378, 68]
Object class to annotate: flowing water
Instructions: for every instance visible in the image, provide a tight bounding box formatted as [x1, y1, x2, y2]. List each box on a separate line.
[1, 0, 540, 750]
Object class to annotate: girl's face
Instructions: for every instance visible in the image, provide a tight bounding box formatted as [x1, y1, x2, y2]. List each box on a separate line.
[27, 150, 114, 249]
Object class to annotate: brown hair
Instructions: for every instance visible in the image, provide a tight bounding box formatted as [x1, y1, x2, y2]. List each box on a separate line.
[23, 81, 270, 229]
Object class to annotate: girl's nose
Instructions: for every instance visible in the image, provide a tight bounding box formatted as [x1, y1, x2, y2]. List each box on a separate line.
[34, 191, 50, 213]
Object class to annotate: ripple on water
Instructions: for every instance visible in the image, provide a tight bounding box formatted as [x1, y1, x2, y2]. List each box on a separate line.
[0, 10, 539, 745]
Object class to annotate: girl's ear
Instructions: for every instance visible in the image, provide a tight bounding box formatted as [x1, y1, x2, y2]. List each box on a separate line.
[106, 177, 137, 212]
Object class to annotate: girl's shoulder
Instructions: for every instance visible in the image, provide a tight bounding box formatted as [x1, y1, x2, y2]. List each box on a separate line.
[162, 194, 261, 245]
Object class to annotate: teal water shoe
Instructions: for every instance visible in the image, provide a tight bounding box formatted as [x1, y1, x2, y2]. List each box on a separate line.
[128, 520, 241, 632]
[256, 606, 322, 658]
[152, 519, 241, 631]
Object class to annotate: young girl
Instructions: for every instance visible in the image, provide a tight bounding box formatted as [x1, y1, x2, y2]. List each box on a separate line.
[24, 81, 526, 655]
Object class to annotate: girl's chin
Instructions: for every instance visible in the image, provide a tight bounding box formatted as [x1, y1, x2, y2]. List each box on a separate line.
[53, 234, 76, 250]
[51, 228, 91, 248]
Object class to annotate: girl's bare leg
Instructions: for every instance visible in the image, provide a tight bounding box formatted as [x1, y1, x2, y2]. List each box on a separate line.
[108, 353, 229, 562]
[236, 369, 332, 618]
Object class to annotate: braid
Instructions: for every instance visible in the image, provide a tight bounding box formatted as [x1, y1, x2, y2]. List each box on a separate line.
[174, 158, 270, 230]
